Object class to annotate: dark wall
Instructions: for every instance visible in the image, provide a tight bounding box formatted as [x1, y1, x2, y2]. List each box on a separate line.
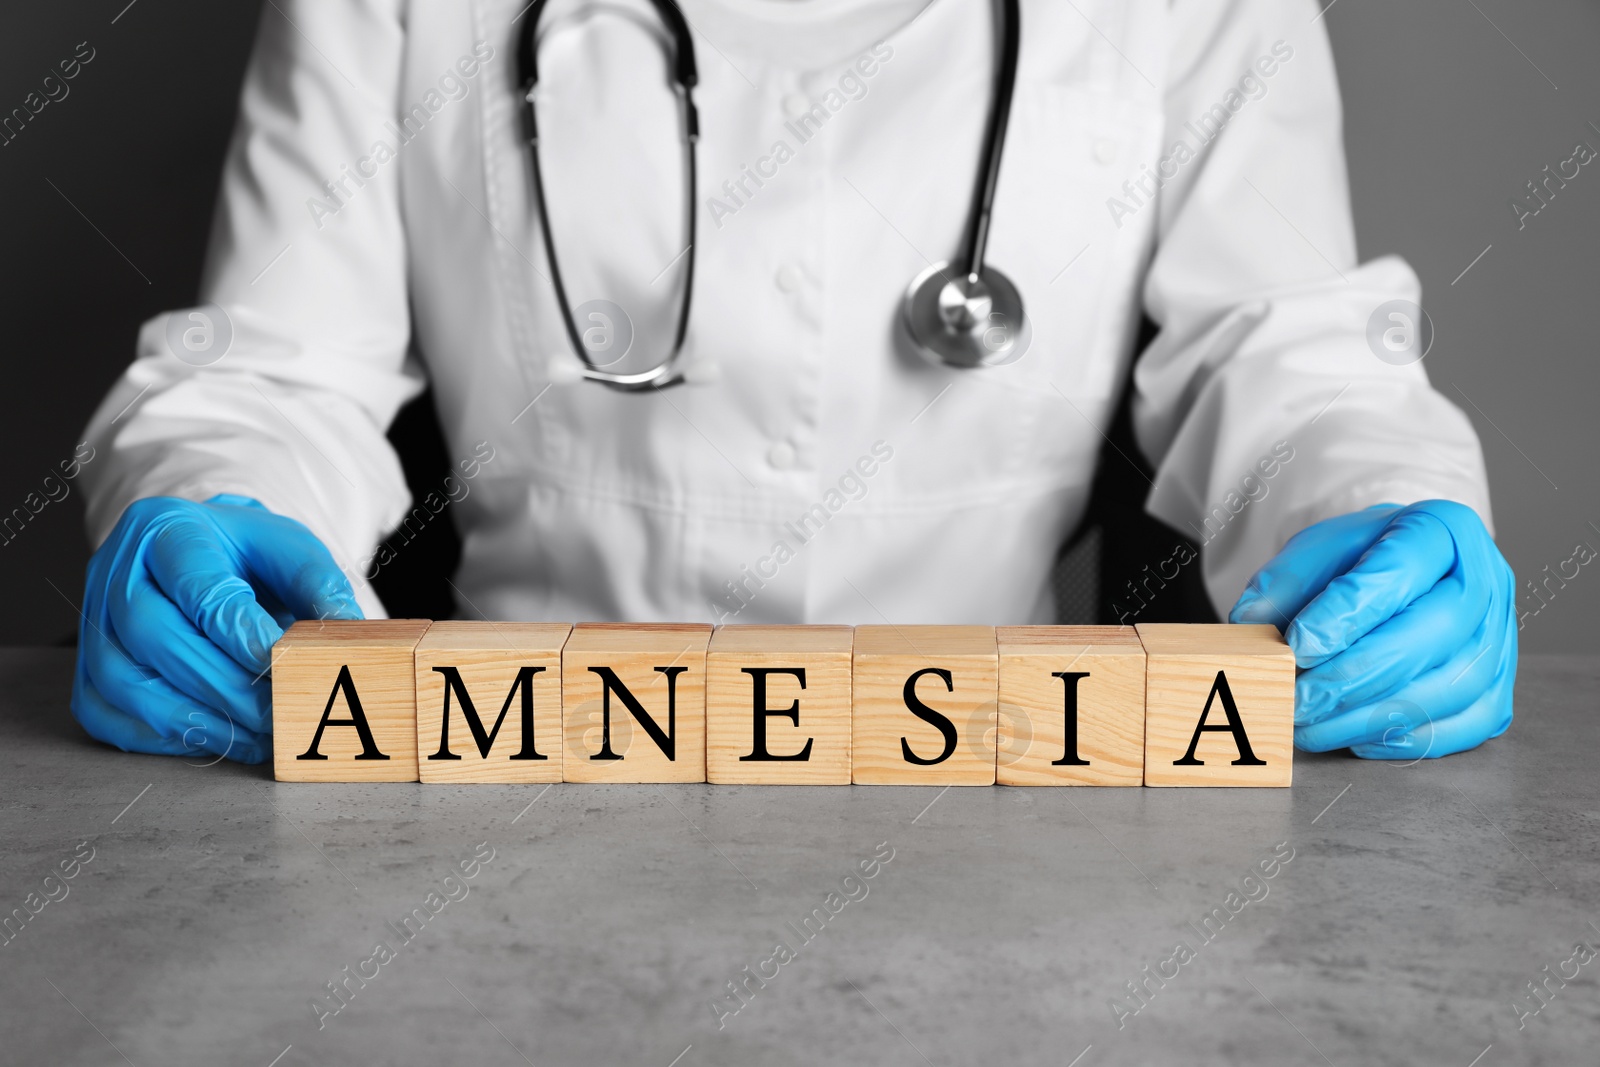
[0, 1, 265, 642]
[2, 0, 1595, 650]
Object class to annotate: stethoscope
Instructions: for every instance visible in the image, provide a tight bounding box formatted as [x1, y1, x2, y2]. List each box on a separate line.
[518, 0, 1023, 390]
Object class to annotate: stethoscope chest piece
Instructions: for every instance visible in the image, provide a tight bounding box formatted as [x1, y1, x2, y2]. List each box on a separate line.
[903, 261, 1027, 368]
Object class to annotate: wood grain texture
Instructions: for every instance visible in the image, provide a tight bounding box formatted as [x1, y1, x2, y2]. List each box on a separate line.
[414, 622, 571, 784]
[996, 625, 1145, 786]
[706, 625, 853, 785]
[852, 625, 997, 786]
[562, 623, 712, 783]
[1136, 623, 1294, 787]
[271, 619, 432, 782]
[265, 620, 1298, 788]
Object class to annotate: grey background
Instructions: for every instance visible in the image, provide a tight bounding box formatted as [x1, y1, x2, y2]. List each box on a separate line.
[0, 0, 1594, 649]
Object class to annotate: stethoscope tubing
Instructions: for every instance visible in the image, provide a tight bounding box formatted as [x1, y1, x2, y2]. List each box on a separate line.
[518, 0, 1021, 388]
[958, 0, 1020, 282]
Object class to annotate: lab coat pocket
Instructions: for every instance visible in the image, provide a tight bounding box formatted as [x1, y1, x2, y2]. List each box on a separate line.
[987, 82, 1162, 402]
[981, 81, 1163, 482]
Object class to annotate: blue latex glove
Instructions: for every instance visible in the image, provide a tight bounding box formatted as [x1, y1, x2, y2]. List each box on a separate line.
[1230, 500, 1516, 760]
[71, 494, 363, 764]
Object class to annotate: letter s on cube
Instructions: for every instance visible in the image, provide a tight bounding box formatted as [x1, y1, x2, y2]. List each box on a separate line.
[851, 625, 997, 786]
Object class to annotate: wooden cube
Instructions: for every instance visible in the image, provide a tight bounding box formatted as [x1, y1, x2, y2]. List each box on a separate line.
[272, 619, 432, 782]
[852, 625, 997, 786]
[995, 625, 1145, 786]
[414, 622, 572, 784]
[706, 625, 854, 785]
[562, 623, 712, 783]
[1136, 623, 1294, 787]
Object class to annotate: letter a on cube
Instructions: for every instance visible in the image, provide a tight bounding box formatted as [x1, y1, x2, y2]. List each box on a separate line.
[273, 620, 432, 782]
[1137, 623, 1293, 787]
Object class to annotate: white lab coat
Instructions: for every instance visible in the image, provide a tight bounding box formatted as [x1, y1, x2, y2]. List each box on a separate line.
[81, 0, 1492, 625]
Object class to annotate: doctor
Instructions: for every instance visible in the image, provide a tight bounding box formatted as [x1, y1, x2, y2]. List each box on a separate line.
[72, 0, 1514, 765]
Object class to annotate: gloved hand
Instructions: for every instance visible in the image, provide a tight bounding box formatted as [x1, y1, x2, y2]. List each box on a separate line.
[71, 494, 363, 764]
[1230, 500, 1516, 760]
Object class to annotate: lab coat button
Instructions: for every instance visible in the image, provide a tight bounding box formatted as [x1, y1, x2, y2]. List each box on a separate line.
[1094, 138, 1117, 164]
[767, 441, 797, 469]
[782, 92, 812, 120]
[775, 265, 802, 293]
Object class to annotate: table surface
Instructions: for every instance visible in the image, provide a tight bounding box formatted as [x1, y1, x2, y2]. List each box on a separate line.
[2, 649, 1597, 1067]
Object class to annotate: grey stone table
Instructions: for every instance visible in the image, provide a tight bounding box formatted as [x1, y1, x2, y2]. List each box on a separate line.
[2, 650, 1597, 1067]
